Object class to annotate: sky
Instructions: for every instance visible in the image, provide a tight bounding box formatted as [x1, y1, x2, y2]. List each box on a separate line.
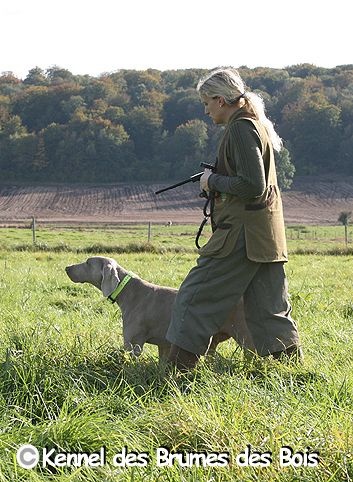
[1, 0, 352, 79]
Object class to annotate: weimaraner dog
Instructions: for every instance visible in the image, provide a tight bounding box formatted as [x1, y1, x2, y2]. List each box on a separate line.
[65, 256, 254, 361]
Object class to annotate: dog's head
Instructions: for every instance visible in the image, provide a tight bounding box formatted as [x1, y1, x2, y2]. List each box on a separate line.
[65, 256, 120, 297]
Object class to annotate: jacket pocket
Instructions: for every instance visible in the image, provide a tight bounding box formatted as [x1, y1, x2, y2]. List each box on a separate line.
[245, 185, 276, 211]
[198, 224, 239, 258]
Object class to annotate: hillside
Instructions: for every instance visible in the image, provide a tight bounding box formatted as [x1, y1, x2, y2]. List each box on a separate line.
[1, 176, 353, 226]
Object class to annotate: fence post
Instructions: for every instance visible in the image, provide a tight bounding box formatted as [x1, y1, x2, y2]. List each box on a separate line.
[148, 222, 152, 242]
[31, 216, 36, 244]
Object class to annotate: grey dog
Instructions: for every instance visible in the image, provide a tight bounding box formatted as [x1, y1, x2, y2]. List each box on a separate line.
[65, 256, 254, 361]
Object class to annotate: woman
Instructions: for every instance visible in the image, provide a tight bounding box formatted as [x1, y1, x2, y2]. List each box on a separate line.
[166, 67, 302, 370]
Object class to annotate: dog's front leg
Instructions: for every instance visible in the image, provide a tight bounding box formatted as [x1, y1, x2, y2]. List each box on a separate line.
[124, 340, 143, 358]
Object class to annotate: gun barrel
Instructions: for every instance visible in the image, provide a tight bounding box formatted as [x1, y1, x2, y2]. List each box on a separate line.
[200, 162, 215, 170]
[155, 172, 203, 195]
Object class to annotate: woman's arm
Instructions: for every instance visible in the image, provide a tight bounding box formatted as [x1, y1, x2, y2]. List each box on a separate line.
[208, 120, 267, 200]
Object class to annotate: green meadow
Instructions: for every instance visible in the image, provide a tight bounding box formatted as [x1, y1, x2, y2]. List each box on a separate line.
[1, 223, 353, 253]
[0, 225, 352, 481]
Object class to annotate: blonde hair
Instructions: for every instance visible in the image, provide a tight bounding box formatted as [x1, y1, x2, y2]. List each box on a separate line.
[197, 67, 282, 151]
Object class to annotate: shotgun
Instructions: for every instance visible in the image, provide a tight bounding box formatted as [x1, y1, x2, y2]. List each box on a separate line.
[155, 162, 215, 195]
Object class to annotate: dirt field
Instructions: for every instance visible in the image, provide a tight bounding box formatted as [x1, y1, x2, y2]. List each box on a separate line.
[0, 175, 353, 226]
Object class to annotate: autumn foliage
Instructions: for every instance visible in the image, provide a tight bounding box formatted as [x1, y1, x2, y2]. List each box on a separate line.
[0, 64, 352, 186]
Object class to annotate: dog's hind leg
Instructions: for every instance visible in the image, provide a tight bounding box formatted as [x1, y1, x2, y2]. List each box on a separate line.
[157, 344, 171, 362]
[206, 332, 231, 356]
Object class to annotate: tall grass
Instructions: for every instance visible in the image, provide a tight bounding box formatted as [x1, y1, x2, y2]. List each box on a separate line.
[0, 227, 352, 480]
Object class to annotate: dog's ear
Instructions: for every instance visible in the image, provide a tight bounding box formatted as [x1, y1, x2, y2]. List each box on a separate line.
[101, 263, 120, 297]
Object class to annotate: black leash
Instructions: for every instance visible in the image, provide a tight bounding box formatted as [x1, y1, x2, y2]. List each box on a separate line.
[195, 158, 218, 249]
[195, 193, 212, 249]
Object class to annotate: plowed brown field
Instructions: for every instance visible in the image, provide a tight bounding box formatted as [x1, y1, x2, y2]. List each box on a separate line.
[1, 176, 353, 225]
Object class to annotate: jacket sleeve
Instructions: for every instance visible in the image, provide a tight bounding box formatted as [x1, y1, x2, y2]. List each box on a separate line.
[208, 119, 266, 200]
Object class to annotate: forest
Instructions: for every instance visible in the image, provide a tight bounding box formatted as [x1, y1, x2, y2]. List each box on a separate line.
[0, 64, 352, 188]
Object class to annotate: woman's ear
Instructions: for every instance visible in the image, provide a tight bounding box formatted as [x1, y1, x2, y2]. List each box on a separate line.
[218, 96, 225, 107]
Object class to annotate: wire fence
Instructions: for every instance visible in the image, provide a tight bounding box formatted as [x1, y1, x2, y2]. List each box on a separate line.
[1, 218, 352, 253]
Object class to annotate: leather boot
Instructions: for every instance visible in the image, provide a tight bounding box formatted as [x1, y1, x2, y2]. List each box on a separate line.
[167, 344, 200, 371]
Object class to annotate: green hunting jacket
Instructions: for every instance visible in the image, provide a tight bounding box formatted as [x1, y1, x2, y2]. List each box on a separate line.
[198, 109, 288, 262]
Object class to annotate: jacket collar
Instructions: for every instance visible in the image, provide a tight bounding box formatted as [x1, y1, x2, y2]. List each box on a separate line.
[227, 107, 257, 125]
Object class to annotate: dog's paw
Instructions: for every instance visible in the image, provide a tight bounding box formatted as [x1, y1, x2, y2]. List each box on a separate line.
[132, 344, 142, 357]
[125, 343, 143, 358]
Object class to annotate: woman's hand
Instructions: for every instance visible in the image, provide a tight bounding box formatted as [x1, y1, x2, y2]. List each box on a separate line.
[200, 169, 213, 192]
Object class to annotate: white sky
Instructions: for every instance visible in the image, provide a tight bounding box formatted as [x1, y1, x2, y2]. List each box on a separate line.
[1, 0, 352, 79]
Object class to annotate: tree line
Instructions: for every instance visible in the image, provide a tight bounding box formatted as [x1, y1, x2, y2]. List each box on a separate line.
[0, 64, 352, 188]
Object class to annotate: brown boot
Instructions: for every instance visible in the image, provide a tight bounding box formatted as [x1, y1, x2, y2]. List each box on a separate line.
[167, 344, 200, 371]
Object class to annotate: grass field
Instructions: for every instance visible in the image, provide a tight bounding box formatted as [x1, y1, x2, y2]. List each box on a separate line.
[1, 223, 353, 253]
[0, 225, 353, 481]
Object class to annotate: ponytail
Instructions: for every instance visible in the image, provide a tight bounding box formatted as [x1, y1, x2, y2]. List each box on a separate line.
[244, 91, 283, 152]
[198, 67, 282, 152]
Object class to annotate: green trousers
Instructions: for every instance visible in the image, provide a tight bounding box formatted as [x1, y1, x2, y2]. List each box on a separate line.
[166, 230, 300, 356]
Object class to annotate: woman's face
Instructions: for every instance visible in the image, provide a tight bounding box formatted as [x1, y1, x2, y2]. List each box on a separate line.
[201, 95, 226, 125]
